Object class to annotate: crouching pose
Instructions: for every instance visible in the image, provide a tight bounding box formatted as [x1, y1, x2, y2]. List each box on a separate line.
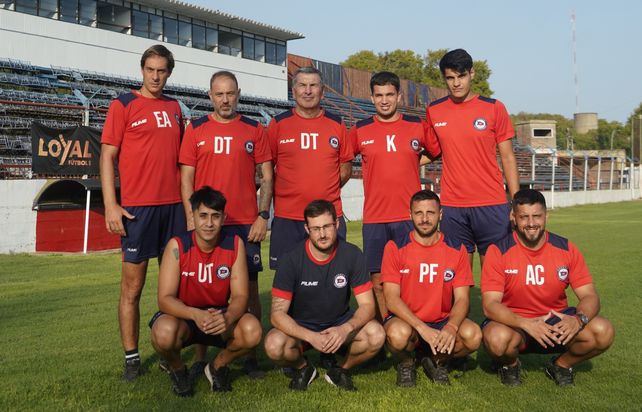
[150, 187, 262, 396]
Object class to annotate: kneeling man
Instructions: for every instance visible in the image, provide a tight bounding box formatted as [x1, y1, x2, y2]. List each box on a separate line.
[265, 200, 385, 391]
[382, 190, 481, 387]
[150, 187, 262, 396]
[481, 189, 614, 386]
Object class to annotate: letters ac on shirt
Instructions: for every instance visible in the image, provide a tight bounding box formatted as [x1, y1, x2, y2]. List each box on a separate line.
[267, 109, 353, 220]
[481, 232, 593, 318]
[101, 91, 183, 207]
[350, 115, 439, 223]
[425, 96, 515, 207]
[179, 115, 271, 225]
[175, 231, 239, 308]
[380, 232, 473, 323]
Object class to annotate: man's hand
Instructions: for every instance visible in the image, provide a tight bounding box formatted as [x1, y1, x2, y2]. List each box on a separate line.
[247, 216, 268, 242]
[521, 316, 559, 348]
[320, 324, 351, 353]
[549, 310, 582, 345]
[306, 332, 329, 353]
[193, 309, 227, 335]
[434, 324, 457, 355]
[416, 324, 441, 355]
[104, 203, 135, 236]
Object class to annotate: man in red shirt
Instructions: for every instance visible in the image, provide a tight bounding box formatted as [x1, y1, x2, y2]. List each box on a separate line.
[150, 187, 262, 396]
[100, 45, 185, 381]
[267, 66, 353, 270]
[481, 189, 614, 386]
[382, 190, 481, 387]
[425, 49, 519, 268]
[180, 71, 272, 377]
[350, 71, 437, 324]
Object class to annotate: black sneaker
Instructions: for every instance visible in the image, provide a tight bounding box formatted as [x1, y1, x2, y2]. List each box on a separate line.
[498, 360, 521, 386]
[545, 356, 574, 387]
[188, 360, 208, 381]
[159, 358, 170, 374]
[289, 362, 317, 391]
[122, 358, 142, 381]
[168, 366, 193, 397]
[319, 352, 337, 369]
[324, 367, 356, 391]
[421, 357, 450, 385]
[241, 358, 266, 379]
[204, 363, 232, 392]
[396, 361, 416, 387]
[448, 355, 469, 372]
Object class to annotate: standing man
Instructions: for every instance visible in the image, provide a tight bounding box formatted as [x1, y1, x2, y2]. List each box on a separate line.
[264, 200, 385, 391]
[150, 187, 262, 396]
[100, 44, 185, 381]
[481, 189, 614, 386]
[267, 66, 353, 270]
[382, 190, 481, 387]
[179, 70, 272, 377]
[349, 71, 438, 324]
[425, 49, 519, 268]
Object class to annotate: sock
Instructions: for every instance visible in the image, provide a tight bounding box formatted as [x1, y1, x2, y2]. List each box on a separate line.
[125, 349, 140, 364]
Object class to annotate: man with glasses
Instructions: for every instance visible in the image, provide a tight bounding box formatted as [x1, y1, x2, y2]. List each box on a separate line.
[264, 200, 385, 391]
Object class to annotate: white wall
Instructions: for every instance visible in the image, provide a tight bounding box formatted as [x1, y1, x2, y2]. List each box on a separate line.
[0, 9, 288, 99]
[0, 179, 47, 253]
[544, 188, 641, 209]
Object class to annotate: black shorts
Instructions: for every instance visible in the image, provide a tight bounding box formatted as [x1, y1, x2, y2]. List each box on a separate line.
[384, 313, 449, 351]
[222, 224, 263, 276]
[481, 307, 576, 354]
[148, 309, 227, 348]
[440, 203, 511, 255]
[295, 310, 353, 355]
[121, 203, 186, 263]
[269, 216, 347, 270]
[362, 221, 413, 273]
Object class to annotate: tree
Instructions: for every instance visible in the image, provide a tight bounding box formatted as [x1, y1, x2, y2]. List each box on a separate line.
[340, 50, 381, 72]
[378, 49, 425, 83]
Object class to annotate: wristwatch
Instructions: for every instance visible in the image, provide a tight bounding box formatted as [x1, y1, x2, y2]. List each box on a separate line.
[258, 210, 270, 220]
[575, 313, 589, 330]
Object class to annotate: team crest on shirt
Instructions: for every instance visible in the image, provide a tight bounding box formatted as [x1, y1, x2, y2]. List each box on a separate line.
[216, 265, 231, 280]
[329, 136, 340, 149]
[253, 254, 261, 264]
[333, 273, 348, 288]
[410, 138, 422, 152]
[245, 140, 254, 154]
[443, 268, 455, 282]
[473, 118, 487, 131]
[557, 266, 569, 282]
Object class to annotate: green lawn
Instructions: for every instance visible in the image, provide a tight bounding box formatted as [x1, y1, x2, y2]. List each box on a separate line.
[1, 200, 641, 411]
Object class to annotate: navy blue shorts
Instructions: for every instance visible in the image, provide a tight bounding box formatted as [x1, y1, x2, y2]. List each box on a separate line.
[295, 311, 353, 355]
[481, 307, 576, 354]
[440, 203, 511, 255]
[362, 221, 413, 274]
[121, 203, 186, 263]
[149, 309, 227, 348]
[384, 314, 449, 351]
[222, 224, 263, 277]
[269, 216, 347, 270]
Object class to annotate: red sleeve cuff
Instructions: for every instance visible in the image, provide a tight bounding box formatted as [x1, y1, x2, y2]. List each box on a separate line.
[352, 281, 373, 296]
[271, 287, 292, 300]
[380, 273, 400, 284]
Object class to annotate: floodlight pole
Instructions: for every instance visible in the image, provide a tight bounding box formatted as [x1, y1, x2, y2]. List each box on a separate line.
[551, 151, 556, 209]
[596, 156, 602, 191]
[569, 153, 573, 192]
[583, 155, 588, 192]
[609, 156, 614, 190]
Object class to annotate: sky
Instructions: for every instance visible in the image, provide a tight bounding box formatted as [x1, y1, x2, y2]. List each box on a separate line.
[190, 0, 641, 124]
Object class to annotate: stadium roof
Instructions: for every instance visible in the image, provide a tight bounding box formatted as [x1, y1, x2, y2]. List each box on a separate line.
[141, 0, 305, 41]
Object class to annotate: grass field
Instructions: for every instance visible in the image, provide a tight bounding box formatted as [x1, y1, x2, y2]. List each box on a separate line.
[1, 200, 641, 411]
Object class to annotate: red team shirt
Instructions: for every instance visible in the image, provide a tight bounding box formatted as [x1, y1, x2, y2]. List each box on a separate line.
[179, 115, 271, 225]
[481, 232, 593, 319]
[425, 96, 515, 207]
[381, 232, 473, 323]
[101, 91, 183, 207]
[267, 109, 353, 220]
[175, 231, 240, 309]
[350, 115, 438, 223]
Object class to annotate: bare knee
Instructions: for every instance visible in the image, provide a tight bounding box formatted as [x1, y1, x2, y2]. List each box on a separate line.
[237, 314, 262, 349]
[459, 320, 482, 351]
[363, 320, 385, 350]
[483, 323, 518, 357]
[151, 318, 180, 351]
[588, 316, 615, 351]
[264, 329, 288, 361]
[385, 320, 413, 351]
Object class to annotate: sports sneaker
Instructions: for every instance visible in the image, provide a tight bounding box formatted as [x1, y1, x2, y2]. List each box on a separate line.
[324, 367, 356, 391]
[158, 358, 170, 374]
[396, 361, 416, 387]
[319, 352, 337, 370]
[498, 360, 521, 386]
[448, 355, 470, 372]
[288, 361, 317, 391]
[204, 363, 232, 392]
[421, 357, 450, 385]
[168, 366, 193, 397]
[188, 360, 208, 381]
[241, 358, 266, 379]
[545, 356, 574, 387]
[122, 358, 142, 381]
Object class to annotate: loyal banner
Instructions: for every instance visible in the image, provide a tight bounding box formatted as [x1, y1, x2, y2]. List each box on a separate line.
[31, 122, 101, 175]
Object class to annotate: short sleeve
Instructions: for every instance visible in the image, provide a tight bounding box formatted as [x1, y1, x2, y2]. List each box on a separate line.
[453, 245, 474, 288]
[101, 99, 126, 147]
[253, 123, 272, 164]
[272, 251, 296, 300]
[348, 125, 360, 156]
[568, 242, 593, 289]
[349, 246, 372, 295]
[380, 241, 402, 285]
[267, 118, 279, 163]
[480, 244, 506, 293]
[493, 100, 515, 144]
[338, 121, 354, 163]
[178, 123, 197, 166]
